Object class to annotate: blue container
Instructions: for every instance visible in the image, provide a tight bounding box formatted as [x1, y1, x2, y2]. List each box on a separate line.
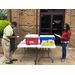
[40, 35, 55, 44]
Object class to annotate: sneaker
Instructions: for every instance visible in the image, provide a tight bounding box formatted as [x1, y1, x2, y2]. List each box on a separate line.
[6, 61, 13, 64]
[61, 59, 65, 62]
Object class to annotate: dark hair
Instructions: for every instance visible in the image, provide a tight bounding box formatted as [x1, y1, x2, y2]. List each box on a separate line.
[63, 23, 70, 32]
[11, 21, 17, 27]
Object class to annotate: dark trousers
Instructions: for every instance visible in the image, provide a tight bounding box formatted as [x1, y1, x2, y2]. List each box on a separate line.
[61, 42, 68, 59]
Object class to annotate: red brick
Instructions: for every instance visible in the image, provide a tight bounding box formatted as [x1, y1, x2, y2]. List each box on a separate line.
[7, 9, 75, 48]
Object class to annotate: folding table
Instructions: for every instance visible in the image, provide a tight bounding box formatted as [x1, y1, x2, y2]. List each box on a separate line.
[17, 39, 56, 63]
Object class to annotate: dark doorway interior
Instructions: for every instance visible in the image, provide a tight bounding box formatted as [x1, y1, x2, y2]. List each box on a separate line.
[40, 9, 65, 45]
[41, 15, 51, 35]
[52, 15, 63, 45]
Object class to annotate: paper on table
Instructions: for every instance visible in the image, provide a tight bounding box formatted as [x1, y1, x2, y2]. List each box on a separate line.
[54, 33, 60, 38]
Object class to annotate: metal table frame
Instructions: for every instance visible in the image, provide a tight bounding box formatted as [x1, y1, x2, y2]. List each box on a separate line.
[17, 40, 56, 64]
[20, 47, 35, 62]
[38, 48, 54, 63]
[20, 47, 54, 63]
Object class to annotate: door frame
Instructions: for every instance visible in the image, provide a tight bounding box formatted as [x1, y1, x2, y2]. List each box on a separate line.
[39, 13, 65, 35]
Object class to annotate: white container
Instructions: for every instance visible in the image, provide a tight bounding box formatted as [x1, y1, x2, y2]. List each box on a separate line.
[25, 34, 39, 38]
[40, 35, 55, 37]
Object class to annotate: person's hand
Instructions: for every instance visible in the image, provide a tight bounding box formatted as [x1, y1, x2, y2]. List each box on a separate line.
[14, 36, 19, 39]
[58, 35, 60, 36]
[60, 36, 62, 39]
[58, 35, 62, 38]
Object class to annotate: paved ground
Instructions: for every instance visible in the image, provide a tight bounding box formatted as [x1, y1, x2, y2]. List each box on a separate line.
[0, 54, 4, 58]
[1, 46, 75, 65]
[0, 54, 5, 65]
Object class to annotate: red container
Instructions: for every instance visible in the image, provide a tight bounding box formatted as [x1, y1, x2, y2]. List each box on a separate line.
[25, 34, 39, 45]
[25, 38, 38, 45]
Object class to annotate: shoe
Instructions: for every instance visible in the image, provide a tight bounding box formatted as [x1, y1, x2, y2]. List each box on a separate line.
[61, 59, 65, 62]
[11, 59, 17, 61]
[60, 57, 66, 60]
[6, 61, 13, 64]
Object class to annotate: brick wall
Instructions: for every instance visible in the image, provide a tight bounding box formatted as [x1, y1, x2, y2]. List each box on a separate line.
[7, 9, 75, 48]
[7, 9, 11, 21]
[65, 9, 75, 47]
[19, 9, 36, 41]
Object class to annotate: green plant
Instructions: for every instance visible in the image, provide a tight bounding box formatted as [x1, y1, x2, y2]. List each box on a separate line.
[0, 20, 11, 38]
[0, 16, 7, 20]
[0, 9, 7, 20]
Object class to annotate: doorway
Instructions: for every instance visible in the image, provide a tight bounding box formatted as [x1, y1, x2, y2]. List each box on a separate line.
[40, 9, 65, 45]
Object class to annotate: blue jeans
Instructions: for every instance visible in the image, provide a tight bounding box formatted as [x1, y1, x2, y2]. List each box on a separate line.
[61, 42, 68, 59]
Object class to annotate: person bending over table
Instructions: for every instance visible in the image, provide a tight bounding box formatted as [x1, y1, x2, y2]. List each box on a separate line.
[2, 21, 19, 64]
[59, 24, 71, 62]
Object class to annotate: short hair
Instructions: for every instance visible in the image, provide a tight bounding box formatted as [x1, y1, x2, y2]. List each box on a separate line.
[11, 21, 17, 27]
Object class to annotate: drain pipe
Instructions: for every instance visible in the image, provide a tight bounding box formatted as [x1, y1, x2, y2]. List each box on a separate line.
[36, 9, 38, 34]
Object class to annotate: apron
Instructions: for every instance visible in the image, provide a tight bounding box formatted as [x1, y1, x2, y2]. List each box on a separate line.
[10, 31, 15, 51]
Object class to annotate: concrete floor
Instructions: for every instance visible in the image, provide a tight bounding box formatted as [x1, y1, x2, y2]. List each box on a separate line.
[0, 54, 5, 65]
[0, 54, 4, 58]
[2, 46, 75, 65]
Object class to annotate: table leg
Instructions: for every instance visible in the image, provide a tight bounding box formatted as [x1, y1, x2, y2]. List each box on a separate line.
[38, 49, 44, 62]
[38, 48, 54, 63]
[35, 48, 38, 65]
[38, 48, 41, 50]
[42, 48, 44, 57]
[48, 48, 54, 63]
[29, 48, 35, 61]
[20, 48, 26, 62]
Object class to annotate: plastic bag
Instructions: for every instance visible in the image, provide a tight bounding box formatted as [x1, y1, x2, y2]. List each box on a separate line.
[48, 40, 55, 46]
[41, 40, 48, 46]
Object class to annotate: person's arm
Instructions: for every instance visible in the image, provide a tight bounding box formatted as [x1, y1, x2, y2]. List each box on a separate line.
[6, 36, 17, 39]
[61, 31, 71, 40]
[5, 29, 17, 39]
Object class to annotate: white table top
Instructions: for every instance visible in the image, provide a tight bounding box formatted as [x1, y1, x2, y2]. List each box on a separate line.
[17, 39, 37, 48]
[17, 39, 56, 48]
[17, 44, 37, 48]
